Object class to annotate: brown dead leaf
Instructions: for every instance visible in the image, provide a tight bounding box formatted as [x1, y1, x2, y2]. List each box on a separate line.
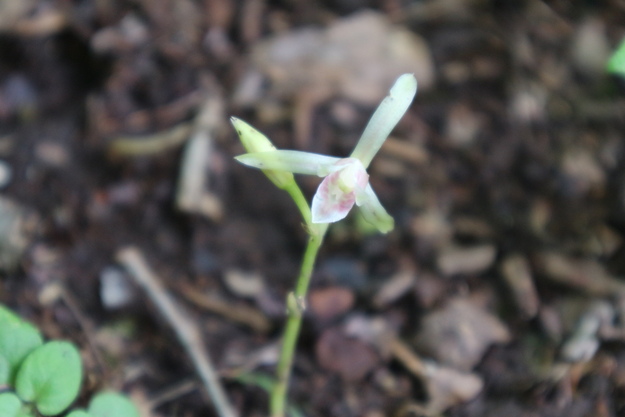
[536, 252, 625, 296]
[415, 297, 510, 371]
[316, 325, 381, 381]
[235, 11, 435, 108]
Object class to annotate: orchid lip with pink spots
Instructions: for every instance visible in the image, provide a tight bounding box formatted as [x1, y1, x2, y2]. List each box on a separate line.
[234, 74, 417, 233]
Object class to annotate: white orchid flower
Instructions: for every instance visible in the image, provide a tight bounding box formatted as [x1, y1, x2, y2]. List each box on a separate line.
[234, 74, 417, 233]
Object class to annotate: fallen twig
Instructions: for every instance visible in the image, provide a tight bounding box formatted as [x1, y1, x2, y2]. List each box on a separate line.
[39, 282, 108, 378]
[178, 283, 272, 333]
[175, 91, 224, 221]
[116, 246, 237, 417]
[109, 122, 193, 156]
[146, 379, 198, 410]
[390, 337, 483, 414]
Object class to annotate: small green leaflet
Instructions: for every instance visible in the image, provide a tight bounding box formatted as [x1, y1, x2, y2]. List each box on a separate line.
[0, 306, 43, 385]
[88, 392, 141, 417]
[15, 341, 82, 416]
[607, 37, 625, 77]
[0, 392, 34, 417]
[65, 410, 93, 417]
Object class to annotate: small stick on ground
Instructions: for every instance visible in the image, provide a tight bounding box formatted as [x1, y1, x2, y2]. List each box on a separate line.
[116, 246, 238, 417]
[39, 282, 108, 378]
[59, 286, 109, 378]
[147, 379, 198, 410]
[178, 282, 272, 333]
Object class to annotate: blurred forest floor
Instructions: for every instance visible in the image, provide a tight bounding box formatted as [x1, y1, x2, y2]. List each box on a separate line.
[2, 1, 625, 416]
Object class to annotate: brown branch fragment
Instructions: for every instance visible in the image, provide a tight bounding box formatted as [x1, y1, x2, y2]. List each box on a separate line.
[116, 246, 237, 417]
[178, 283, 272, 333]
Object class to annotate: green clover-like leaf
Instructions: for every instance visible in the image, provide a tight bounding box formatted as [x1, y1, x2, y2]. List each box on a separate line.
[0, 306, 43, 384]
[15, 341, 82, 416]
[66, 410, 94, 417]
[0, 392, 35, 417]
[0, 353, 10, 385]
[0, 392, 23, 416]
[0, 305, 23, 325]
[607, 37, 625, 77]
[88, 392, 140, 417]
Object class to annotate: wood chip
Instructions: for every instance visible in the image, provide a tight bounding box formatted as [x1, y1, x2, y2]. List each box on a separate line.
[437, 244, 496, 277]
[0, 197, 36, 270]
[373, 269, 416, 309]
[176, 93, 225, 221]
[109, 122, 193, 156]
[178, 283, 271, 334]
[500, 254, 540, 319]
[423, 361, 484, 414]
[390, 338, 483, 414]
[380, 137, 428, 165]
[536, 252, 625, 296]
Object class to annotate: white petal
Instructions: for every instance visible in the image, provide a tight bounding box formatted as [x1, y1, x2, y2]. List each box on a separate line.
[235, 150, 341, 176]
[311, 171, 357, 223]
[357, 184, 394, 233]
[350, 74, 417, 167]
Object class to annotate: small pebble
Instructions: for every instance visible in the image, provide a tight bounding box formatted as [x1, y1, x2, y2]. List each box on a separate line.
[560, 148, 605, 196]
[35, 141, 69, 167]
[444, 103, 483, 147]
[309, 286, 355, 322]
[561, 301, 614, 362]
[100, 266, 135, 309]
[223, 269, 266, 299]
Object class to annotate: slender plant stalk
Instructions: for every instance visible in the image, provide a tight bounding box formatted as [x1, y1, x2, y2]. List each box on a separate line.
[269, 183, 328, 417]
[270, 209, 328, 417]
[283, 182, 312, 225]
[262, 176, 320, 417]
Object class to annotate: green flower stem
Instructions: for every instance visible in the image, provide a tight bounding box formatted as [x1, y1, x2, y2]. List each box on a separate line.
[270, 222, 328, 417]
[283, 182, 312, 226]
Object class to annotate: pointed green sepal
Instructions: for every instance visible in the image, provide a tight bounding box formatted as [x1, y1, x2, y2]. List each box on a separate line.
[350, 74, 417, 167]
[231, 117, 296, 189]
[356, 184, 394, 233]
[235, 150, 341, 176]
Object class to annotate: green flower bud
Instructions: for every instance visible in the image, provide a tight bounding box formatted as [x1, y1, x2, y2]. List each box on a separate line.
[231, 117, 296, 189]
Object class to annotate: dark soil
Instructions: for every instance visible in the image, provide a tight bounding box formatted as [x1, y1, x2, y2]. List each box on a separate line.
[2, 1, 625, 416]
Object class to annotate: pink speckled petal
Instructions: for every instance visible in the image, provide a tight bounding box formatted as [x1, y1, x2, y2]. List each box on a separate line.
[311, 171, 357, 223]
